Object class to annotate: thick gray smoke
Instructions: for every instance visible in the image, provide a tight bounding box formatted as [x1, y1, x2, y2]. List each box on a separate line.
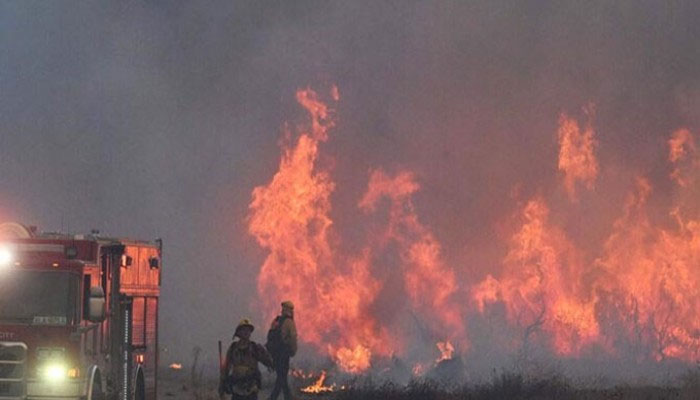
[1, 1, 699, 380]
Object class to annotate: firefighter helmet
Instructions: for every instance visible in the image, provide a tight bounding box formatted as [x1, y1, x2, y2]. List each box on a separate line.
[281, 300, 294, 310]
[235, 318, 255, 335]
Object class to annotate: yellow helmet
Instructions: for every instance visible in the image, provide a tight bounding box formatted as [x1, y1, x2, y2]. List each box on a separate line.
[235, 318, 255, 336]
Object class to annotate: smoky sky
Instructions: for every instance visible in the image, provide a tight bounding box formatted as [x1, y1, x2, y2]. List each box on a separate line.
[1, 1, 700, 370]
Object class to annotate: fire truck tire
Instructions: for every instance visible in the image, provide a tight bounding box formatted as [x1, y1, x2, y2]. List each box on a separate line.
[87, 369, 104, 400]
[133, 369, 145, 400]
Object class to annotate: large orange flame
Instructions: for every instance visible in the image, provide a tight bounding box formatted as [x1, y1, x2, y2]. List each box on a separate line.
[249, 87, 391, 372]
[248, 87, 699, 373]
[474, 127, 700, 361]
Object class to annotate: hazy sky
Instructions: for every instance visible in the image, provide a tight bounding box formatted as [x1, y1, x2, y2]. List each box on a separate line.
[1, 1, 699, 369]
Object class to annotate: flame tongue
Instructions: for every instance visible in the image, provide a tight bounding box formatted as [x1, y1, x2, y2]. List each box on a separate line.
[249, 88, 338, 347]
[300, 370, 341, 394]
[249, 87, 391, 372]
[557, 110, 599, 201]
[669, 128, 698, 187]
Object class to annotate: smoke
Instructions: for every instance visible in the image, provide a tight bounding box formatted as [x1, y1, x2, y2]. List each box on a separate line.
[1, 0, 700, 380]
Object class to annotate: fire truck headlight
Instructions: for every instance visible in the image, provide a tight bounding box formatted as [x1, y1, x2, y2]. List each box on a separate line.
[39, 364, 79, 381]
[0, 247, 13, 267]
[43, 364, 67, 382]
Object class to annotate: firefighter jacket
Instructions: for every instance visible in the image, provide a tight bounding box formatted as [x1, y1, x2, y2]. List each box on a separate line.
[280, 316, 297, 357]
[220, 339, 273, 396]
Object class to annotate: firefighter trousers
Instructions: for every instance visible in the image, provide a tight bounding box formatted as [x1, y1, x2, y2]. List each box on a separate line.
[270, 356, 291, 400]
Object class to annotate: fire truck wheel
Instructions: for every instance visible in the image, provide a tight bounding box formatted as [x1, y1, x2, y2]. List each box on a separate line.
[89, 371, 104, 400]
[134, 370, 145, 400]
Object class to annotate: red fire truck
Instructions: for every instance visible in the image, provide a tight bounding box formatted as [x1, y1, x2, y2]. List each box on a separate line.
[0, 222, 162, 400]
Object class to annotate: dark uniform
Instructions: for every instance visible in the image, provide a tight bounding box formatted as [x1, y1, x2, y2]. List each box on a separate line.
[267, 301, 297, 400]
[220, 319, 273, 400]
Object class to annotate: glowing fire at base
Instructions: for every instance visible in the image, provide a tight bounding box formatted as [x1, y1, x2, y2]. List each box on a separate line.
[334, 345, 372, 374]
[300, 370, 345, 394]
[412, 341, 456, 376]
[436, 341, 455, 363]
[169, 363, 182, 370]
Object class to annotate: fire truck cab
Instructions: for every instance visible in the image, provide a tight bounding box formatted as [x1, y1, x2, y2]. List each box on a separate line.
[0, 223, 162, 400]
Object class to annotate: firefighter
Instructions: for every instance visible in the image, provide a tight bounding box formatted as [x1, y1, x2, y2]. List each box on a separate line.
[220, 318, 273, 400]
[266, 301, 297, 400]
